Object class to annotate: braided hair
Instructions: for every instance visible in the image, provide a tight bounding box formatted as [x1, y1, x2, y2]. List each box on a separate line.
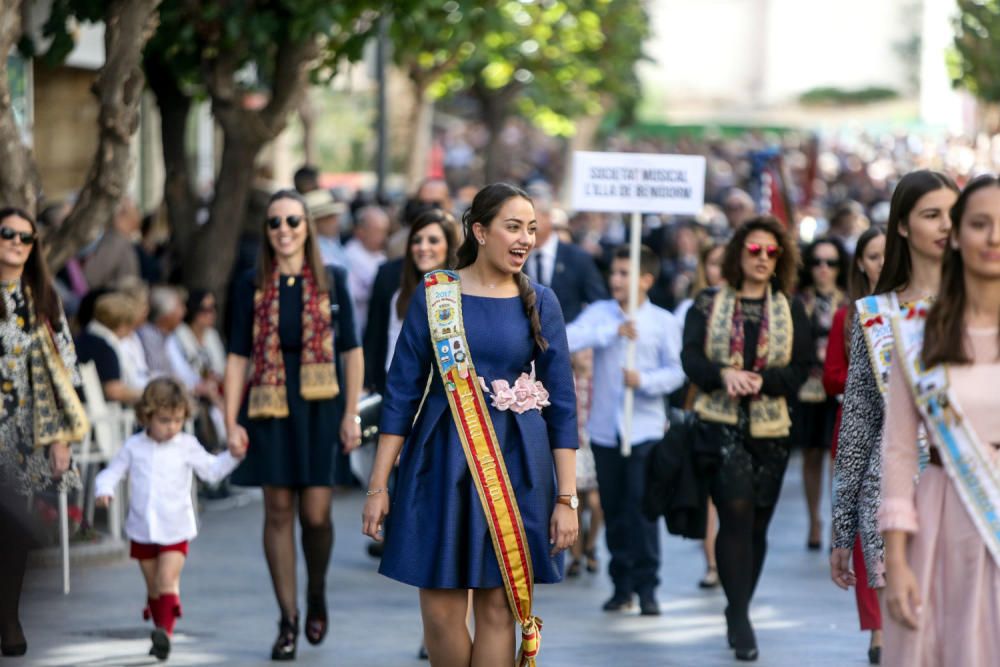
[455, 183, 548, 352]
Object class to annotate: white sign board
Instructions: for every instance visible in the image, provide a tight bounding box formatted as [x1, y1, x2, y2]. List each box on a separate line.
[571, 151, 706, 215]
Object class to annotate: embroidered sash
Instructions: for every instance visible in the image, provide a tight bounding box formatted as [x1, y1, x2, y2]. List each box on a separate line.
[892, 303, 1000, 567]
[424, 270, 542, 666]
[694, 286, 794, 438]
[859, 293, 930, 466]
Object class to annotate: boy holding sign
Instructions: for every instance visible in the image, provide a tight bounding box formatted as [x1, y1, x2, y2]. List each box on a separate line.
[566, 244, 685, 614]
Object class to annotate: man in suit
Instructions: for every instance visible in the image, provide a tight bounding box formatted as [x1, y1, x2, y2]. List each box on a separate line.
[524, 190, 608, 324]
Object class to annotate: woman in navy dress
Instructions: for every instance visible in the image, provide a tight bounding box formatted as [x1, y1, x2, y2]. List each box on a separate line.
[362, 183, 578, 665]
[224, 190, 363, 660]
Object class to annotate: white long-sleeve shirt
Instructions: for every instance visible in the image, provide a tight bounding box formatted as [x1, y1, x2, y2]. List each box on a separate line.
[94, 431, 239, 544]
[566, 298, 685, 447]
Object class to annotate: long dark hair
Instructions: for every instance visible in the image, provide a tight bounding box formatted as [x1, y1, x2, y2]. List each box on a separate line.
[720, 215, 799, 295]
[873, 170, 958, 295]
[923, 174, 1000, 366]
[255, 189, 328, 291]
[456, 183, 547, 351]
[843, 226, 886, 348]
[397, 209, 459, 320]
[798, 237, 849, 292]
[0, 207, 63, 328]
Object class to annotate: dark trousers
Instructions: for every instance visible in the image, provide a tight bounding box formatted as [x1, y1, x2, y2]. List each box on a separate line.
[592, 439, 660, 596]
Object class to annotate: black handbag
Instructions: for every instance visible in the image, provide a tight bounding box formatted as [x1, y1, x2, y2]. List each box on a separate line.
[357, 393, 382, 447]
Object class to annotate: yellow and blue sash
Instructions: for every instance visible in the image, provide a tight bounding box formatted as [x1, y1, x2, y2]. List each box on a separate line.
[424, 270, 542, 666]
[893, 303, 1000, 567]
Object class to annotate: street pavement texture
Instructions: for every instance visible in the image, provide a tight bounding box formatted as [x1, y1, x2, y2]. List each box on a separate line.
[23, 452, 865, 666]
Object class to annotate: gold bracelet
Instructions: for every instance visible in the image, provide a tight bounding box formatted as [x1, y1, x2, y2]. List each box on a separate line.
[366, 487, 387, 496]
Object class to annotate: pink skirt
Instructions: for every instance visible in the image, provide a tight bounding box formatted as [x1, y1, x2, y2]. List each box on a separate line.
[883, 466, 1000, 667]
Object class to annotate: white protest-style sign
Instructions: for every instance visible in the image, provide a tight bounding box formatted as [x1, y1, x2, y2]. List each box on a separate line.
[571, 151, 706, 215]
[571, 151, 706, 456]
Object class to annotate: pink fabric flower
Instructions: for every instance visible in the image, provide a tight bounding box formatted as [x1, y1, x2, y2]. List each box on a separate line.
[533, 381, 551, 407]
[512, 374, 538, 413]
[490, 379, 515, 411]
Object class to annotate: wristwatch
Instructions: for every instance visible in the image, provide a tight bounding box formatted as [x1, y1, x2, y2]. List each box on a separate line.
[556, 494, 579, 510]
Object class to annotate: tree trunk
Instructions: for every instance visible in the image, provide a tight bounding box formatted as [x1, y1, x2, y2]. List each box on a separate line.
[145, 51, 198, 264]
[177, 35, 319, 295]
[405, 82, 433, 189]
[45, 0, 162, 271]
[473, 79, 522, 184]
[178, 130, 261, 291]
[0, 0, 38, 213]
[298, 90, 318, 166]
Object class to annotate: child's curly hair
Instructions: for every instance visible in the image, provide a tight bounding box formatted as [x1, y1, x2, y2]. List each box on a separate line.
[136, 377, 193, 426]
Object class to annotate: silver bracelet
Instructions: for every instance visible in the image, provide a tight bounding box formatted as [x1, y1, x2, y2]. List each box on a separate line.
[366, 487, 387, 496]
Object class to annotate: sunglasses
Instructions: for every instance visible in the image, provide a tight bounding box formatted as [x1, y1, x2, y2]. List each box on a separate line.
[266, 215, 303, 230]
[810, 258, 838, 268]
[0, 226, 36, 245]
[744, 242, 782, 259]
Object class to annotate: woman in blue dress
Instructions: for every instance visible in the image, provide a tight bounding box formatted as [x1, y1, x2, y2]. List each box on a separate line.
[362, 183, 578, 665]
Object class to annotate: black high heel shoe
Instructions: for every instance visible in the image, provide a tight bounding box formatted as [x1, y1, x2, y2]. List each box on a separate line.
[304, 594, 328, 646]
[271, 614, 299, 661]
[868, 645, 882, 664]
[1, 622, 27, 657]
[725, 608, 758, 661]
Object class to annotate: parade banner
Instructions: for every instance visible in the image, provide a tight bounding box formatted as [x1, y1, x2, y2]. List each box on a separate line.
[571, 151, 706, 455]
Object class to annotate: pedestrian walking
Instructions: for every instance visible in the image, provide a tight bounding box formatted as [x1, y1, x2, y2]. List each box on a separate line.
[822, 226, 886, 663]
[362, 183, 578, 666]
[880, 174, 1000, 666]
[794, 238, 849, 551]
[0, 206, 84, 658]
[681, 216, 813, 661]
[94, 377, 245, 661]
[830, 170, 958, 665]
[566, 244, 686, 615]
[224, 189, 364, 660]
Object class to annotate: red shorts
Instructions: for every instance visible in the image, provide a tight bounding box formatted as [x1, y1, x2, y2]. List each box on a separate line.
[129, 540, 189, 560]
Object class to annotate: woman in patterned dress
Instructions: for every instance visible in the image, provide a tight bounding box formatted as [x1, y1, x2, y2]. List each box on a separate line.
[0, 207, 80, 657]
[830, 171, 958, 664]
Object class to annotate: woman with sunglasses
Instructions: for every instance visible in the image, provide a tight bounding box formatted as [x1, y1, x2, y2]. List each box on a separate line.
[830, 171, 958, 664]
[879, 174, 1000, 666]
[794, 237, 849, 551]
[822, 226, 886, 663]
[224, 190, 364, 660]
[681, 216, 812, 661]
[0, 207, 82, 657]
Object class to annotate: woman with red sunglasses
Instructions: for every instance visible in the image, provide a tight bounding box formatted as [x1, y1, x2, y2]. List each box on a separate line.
[681, 216, 813, 661]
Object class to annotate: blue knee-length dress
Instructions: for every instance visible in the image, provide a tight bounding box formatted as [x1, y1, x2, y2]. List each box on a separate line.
[378, 282, 578, 589]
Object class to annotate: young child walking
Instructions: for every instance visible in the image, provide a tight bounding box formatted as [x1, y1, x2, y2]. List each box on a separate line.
[567, 244, 686, 614]
[95, 377, 246, 661]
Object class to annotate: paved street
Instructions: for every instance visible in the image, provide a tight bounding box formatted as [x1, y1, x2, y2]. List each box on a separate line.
[22, 452, 867, 666]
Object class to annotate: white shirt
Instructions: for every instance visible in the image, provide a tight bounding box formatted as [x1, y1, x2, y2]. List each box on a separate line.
[566, 298, 685, 446]
[344, 238, 386, 337]
[386, 289, 404, 373]
[528, 233, 559, 286]
[94, 431, 239, 544]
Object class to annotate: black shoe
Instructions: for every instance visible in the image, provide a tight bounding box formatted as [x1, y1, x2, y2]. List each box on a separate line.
[698, 566, 720, 589]
[602, 593, 634, 612]
[304, 594, 327, 646]
[638, 592, 661, 616]
[367, 541, 384, 559]
[726, 611, 757, 662]
[418, 643, 429, 660]
[584, 548, 599, 574]
[1, 621, 27, 657]
[735, 647, 759, 661]
[271, 615, 298, 661]
[567, 559, 582, 578]
[150, 628, 170, 661]
[807, 540, 822, 551]
[868, 646, 882, 664]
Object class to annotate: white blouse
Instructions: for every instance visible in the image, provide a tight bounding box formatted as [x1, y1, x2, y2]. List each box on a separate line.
[94, 431, 239, 544]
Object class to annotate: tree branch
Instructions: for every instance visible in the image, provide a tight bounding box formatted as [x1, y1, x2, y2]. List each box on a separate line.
[0, 0, 39, 212]
[45, 0, 163, 271]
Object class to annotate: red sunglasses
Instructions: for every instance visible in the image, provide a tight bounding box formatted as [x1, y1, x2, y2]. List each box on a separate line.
[744, 242, 782, 259]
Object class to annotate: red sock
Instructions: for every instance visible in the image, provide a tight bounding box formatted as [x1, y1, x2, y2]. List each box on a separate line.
[158, 593, 181, 635]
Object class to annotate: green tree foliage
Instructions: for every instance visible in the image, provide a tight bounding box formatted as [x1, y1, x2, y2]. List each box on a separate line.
[950, 0, 1000, 102]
